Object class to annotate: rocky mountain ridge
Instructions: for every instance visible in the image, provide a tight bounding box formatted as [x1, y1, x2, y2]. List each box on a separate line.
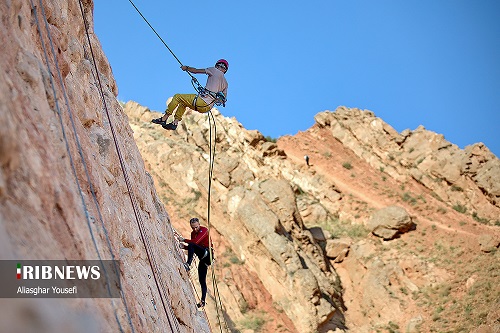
[313, 107, 499, 221]
[1, 1, 499, 332]
[125, 101, 500, 333]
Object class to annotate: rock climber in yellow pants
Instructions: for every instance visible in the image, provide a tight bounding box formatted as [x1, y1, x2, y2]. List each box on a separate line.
[152, 59, 229, 130]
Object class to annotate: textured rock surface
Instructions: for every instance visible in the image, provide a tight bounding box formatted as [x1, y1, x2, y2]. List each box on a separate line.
[126, 102, 344, 333]
[0, 1, 208, 332]
[478, 234, 500, 253]
[315, 107, 500, 220]
[366, 206, 415, 240]
[3, 1, 500, 332]
[126, 100, 500, 333]
[325, 238, 352, 263]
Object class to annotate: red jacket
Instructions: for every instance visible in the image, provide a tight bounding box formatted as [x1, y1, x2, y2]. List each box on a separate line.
[185, 226, 210, 249]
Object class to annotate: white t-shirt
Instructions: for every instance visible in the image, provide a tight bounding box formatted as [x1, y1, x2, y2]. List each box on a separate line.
[200, 67, 228, 105]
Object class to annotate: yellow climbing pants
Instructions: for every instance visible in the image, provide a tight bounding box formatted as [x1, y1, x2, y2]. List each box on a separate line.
[166, 94, 211, 121]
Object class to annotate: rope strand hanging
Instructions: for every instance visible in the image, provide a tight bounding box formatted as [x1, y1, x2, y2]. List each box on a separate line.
[126, 1, 230, 331]
[127, 0, 197, 79]
[30, 0, 134, 331]
[78, 1, 183, 332]
[207, 112, 231, 333]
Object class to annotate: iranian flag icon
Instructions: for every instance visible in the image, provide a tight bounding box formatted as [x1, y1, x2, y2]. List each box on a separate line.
[17, 263, 21, 279]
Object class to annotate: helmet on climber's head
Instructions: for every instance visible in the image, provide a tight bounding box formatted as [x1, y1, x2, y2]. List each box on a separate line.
[215, 59, 229, 72]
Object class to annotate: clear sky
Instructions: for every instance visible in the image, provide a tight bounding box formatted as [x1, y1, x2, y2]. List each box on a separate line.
[94, 1, 500, 158]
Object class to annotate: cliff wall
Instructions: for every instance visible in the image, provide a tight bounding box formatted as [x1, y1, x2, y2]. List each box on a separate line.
[0, 1, 207, 332]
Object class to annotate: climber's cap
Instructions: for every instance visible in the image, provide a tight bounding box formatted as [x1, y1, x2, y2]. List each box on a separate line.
[215, 59, 228, 71]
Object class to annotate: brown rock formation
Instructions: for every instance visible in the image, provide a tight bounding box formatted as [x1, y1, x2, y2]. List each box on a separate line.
[366, 206, 416, 240]
[126, 102, 344, 333]
[2, 1, 499, 332]
[125, 101, 500, 333]
[280, 108, 500, 332]
[1, 2, 208, 332]
[315, 107, 500, 221]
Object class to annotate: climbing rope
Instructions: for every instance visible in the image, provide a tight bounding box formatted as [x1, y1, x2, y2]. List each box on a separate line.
[125, 1, 231, 331]
[78, 1, 183, 332]
[206, 112, 222, 332]
[206, 112, 232, 333]
[30, 1, 134, 332]
[127, 0, 226, 108]
[127, 0, 195, 78]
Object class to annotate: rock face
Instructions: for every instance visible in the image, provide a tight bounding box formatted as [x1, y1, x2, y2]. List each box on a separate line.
[325, 238, 352, 263]
[366, 206, 415, 240]
[1, 2, 208, 332]
[125, 100, 500, 333]
[315, 107, 500, 221]
[126, 102, 345, 333]
[129, 99, 500, 332]
[3, 1, 500, 332]
[478, 234, 500, 253]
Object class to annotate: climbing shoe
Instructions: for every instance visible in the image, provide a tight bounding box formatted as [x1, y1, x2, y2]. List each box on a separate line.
[162, 122, 178, 131]
[151, 117, 166, 125]
[197, 300, 206, 308]
[183, 263, 190, 272]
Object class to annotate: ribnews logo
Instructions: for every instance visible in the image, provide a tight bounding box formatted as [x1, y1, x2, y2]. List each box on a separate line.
[16, 262, 101, 280]
[1, 260, 120, 298]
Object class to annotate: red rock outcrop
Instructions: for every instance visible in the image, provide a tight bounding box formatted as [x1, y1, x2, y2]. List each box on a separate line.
[315, 107, 500, 221]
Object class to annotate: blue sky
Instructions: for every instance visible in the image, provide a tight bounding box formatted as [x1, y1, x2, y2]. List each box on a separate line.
[94, 1, 500, 158]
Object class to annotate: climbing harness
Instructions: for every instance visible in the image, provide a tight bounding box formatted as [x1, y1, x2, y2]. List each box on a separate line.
[191, 78, 227, 108]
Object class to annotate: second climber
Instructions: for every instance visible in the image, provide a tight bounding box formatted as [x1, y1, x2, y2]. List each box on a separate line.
[176, 217, 213, 308]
